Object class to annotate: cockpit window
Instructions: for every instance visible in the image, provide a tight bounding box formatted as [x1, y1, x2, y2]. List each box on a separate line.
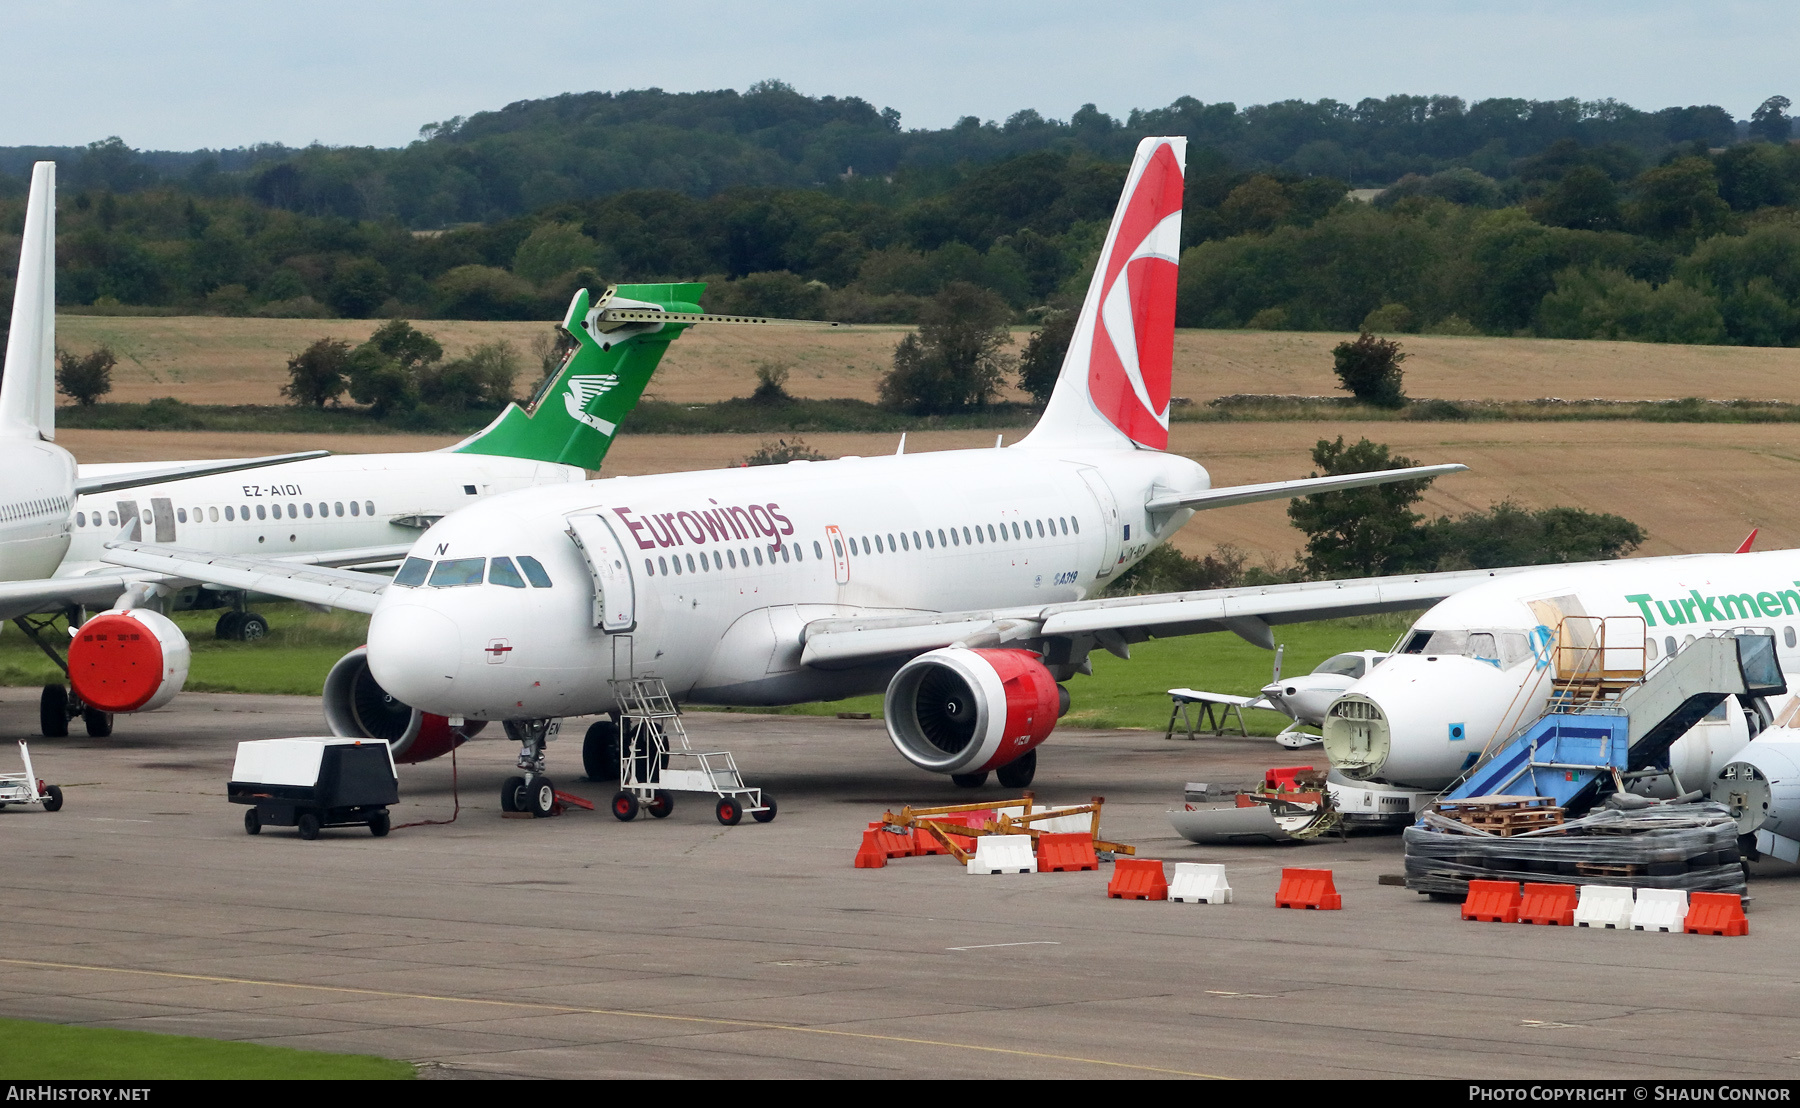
[1314, 654, 1367, 679]
[394, 557, 430, 587]
[517, 556, 553, 588]
[1402, 628, 1533, 667]
[488, 557, 527, 588]
[428, 558, 486, 587]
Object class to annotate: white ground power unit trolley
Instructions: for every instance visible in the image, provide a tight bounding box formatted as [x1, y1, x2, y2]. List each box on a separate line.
[229, 737, 400, 840]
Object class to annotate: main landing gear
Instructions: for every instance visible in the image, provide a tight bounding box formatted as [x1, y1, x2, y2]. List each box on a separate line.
[14, 614, 112, 739]
[498, 718, 560, 818]
[215, 609, 269, 642]
[950, 750, 1038, 790]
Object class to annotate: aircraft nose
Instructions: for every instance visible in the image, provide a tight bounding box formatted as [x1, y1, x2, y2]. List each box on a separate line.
[1321, 691, 1392, 778]
[367, 603, 463, 711]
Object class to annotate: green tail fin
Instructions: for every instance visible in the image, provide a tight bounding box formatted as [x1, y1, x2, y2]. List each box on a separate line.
[449, 282, 704, 468]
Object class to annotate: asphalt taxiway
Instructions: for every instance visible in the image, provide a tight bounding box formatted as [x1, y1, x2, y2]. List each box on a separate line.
[2, 688, 1796, 1079]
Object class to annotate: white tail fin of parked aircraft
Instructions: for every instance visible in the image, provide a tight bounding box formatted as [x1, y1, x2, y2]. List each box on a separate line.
[1024, 137, 1186, 452]
[1, 162, 58, 441]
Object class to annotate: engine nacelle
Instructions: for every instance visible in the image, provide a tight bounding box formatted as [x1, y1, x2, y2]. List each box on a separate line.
[883, 646, 1059, 775]
[323, 646, 484, 764]
[69, 608, 190, 713]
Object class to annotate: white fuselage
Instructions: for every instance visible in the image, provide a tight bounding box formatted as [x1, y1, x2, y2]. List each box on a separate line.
[1324, 551, 1800, 791]
[58, 453, 585, 578]
[0, 436, 77, 582]
[366, 445, 1207, 720]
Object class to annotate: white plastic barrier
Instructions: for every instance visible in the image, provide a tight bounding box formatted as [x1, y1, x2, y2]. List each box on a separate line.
[1168, 862, 1232, 904]
[1573, 885, 1635, 929]
[1630, 888, 1689, 933]
[968, 834, 1037, 875]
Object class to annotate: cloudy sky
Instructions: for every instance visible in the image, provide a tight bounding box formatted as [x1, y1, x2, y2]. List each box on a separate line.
[0, 0, 1791, 150]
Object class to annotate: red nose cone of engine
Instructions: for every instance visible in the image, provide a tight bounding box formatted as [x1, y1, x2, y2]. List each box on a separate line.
[69, 613, 166, 712]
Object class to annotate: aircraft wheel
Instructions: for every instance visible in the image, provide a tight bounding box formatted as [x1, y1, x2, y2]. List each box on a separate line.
[526, 777, 556, 818]
[82, 709, 113, 738]
[752, 796, 778, 823]
[715, 796, 743, 826]
[42, 785, 63, 813]
[582, 720, 619, 782]
[500, 775, 525, 813]
[215, 612, 243, 640]
[297, 813, 321, 840]
[647, 790, 674, 818]
[611, 790, 639, 822]
[951, 771, 989, 789]
[995, 750, 1036, 789]
[244, 808, 262, 835]
[368, 810, 391, 837]
[238, 613, 270, 641]
[39, 685, 69, 738]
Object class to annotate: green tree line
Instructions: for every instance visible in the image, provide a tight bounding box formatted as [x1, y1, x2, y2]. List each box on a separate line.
[3, 89, 1798, 344]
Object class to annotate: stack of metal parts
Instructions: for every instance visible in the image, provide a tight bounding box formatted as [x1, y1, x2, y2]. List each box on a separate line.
[1403, 801, 1746, 896]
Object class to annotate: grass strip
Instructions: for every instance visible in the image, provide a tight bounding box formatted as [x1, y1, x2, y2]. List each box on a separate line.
[0, 1017, 412, 1080]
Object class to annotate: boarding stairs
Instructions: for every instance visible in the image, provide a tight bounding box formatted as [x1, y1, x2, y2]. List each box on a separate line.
[1437, 624, 1786, 812]
[609, 677, 771, 822]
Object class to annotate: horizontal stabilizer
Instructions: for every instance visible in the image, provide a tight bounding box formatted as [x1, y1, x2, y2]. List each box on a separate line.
[592, 308, 841, 332]
[1145, 463, 1467, 513]
[75, 451, 329, 497]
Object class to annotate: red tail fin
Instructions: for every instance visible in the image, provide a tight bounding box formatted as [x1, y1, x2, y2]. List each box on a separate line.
[1736, 528, 1758, 554]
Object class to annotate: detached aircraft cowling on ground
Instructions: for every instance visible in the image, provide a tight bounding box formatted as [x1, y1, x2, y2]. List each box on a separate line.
[106, 137, 1498, 804]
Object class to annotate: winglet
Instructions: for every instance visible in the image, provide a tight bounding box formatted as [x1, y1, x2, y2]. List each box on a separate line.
[1736, 528, 1759, 554]
[0, 162, 56, 441]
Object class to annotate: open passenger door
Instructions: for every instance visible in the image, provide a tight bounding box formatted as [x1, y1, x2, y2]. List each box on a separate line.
[566, 512, 637, 632]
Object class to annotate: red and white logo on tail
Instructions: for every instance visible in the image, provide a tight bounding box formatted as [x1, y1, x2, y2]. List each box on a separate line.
[1022, 137, 1185, 451]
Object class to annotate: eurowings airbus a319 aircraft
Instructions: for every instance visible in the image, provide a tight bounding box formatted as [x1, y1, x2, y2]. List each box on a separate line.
[108, 138, 1510, 810]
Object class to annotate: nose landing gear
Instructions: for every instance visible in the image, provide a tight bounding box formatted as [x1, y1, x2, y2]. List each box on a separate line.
[502, 718, 561, 819]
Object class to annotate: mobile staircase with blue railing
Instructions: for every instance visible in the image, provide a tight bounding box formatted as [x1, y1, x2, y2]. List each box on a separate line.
[1436, 628, 1787, 812]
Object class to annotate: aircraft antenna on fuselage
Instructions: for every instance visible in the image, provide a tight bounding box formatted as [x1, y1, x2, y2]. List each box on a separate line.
[0, 162, 56, 441]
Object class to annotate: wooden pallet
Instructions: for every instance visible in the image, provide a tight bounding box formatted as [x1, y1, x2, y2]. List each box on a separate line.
[1434, 796, 1565, 837]
[1575, 861, 1645, 878]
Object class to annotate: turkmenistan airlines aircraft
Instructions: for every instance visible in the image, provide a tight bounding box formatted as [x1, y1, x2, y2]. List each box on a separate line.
[108, 137, 1508, 807]
[7, 161, 800, 739]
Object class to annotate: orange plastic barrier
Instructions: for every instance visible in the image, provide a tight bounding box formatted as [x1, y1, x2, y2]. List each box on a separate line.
[1264, 766, 1315, 793]
[1684, 891, 1750, 936]
[1462, 879, 1522, 923]
[1106, 857, 1168, 900]
[1516, 882, 1578, 926]
[864, 821, 915, 860]
[912, 827, 952, 856]
[853, 828, 889, 869]
[1037, 832, 1100, 872]
[1274, 867, 1342, 910]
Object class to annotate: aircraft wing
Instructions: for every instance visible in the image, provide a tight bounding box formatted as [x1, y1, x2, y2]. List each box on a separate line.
[0, 571, 165, 623]
[1167, 687, 1268, 709]
[74, 451, 329, 497]
[799, 564, 1538, 669]
[100, 542, 390, 614]
[1145, 464, 1467, 513]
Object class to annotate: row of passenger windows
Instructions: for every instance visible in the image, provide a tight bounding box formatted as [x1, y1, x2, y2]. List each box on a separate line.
[646, 540, 817, 577]
[3, 495, 69, 523]
[393, 556, 553, 589]
[74, 500, 378, 528]
[839, 514, 1077, 559]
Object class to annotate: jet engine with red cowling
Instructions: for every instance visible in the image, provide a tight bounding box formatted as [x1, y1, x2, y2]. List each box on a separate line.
[882, 646, 1066, 785]
[67, 608, 191, 713]
[323, 646, 485, 763]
